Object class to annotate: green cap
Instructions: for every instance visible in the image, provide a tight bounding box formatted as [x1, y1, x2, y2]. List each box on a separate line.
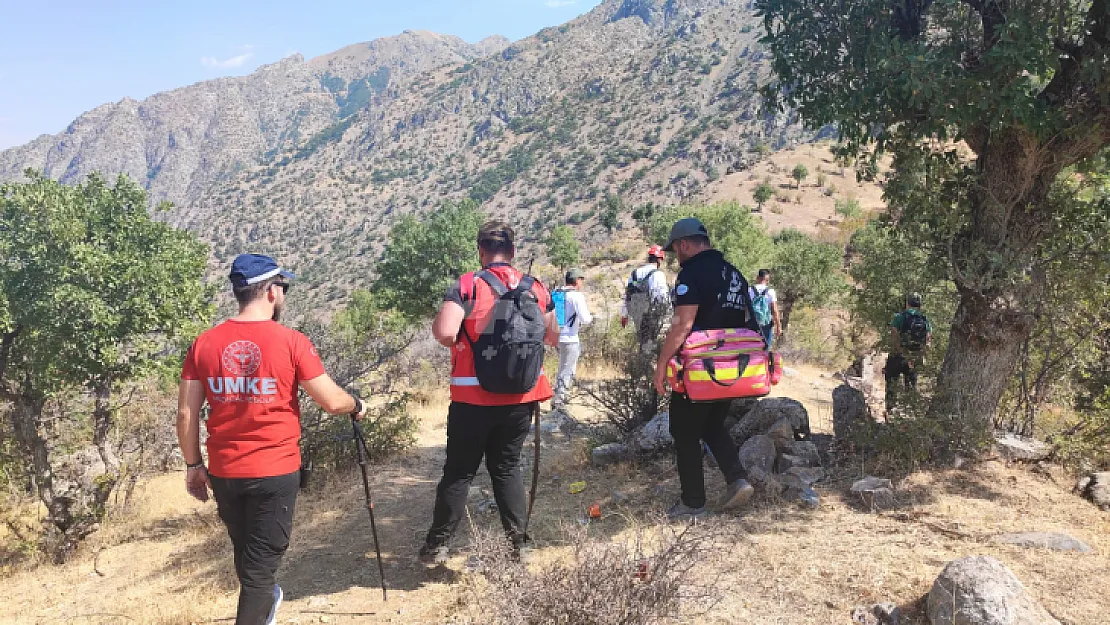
[565, 267, 586, 282]
[663, 217, 710, 252]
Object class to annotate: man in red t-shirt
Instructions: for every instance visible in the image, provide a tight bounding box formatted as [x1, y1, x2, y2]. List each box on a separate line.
[419, 221, 560, 565]
[177, 253, 365, 625]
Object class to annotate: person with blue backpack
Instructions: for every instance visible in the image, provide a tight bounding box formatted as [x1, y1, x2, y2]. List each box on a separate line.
[885, 293, 932, 410]
[749, 269, 782, 349]
[553, 268, 593, 409]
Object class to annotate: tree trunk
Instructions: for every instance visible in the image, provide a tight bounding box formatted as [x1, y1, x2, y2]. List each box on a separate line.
[927, 291, 1034, 450]
[779, 296, 795, 333]
[8, 396, 55, 515]
[92, 382, 121, 475]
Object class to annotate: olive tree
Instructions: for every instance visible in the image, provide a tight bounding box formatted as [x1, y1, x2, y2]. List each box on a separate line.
[771, 229, 848, 331]
[759, 0, 1110, 441]
[0, 172, 210, 558]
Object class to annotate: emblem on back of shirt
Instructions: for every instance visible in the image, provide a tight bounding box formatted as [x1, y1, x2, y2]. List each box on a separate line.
[222, 341, 262, 377]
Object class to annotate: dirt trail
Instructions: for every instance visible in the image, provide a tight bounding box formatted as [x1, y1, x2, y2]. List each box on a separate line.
[2, 368, 1109, 624]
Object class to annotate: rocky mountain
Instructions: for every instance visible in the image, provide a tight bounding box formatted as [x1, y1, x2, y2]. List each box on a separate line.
[0, 31, 509, 205]
[1, 0, 815, 303]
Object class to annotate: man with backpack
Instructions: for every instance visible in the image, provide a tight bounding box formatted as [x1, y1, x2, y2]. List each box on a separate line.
[885, 293, 932, 409]
[177, 253, 365, 625]
[652, 218, 760, 521]
[553, 268, 593, 409]
[750, 269, 783, 349]
[420, 221, 560, 565]
[622, 245, 670, 353]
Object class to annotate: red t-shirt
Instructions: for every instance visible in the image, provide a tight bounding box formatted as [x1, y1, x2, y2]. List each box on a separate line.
[181, 319, 326, 478]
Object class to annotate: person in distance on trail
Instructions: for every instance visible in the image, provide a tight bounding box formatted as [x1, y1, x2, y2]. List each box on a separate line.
[553, 267, 593, 409]
[750, 269, 783, 349]
[177, 253, 366, 625]
[652, 218, 761, 521]
[420, 221, 560, 565]
[621, 244, 670, 353]
[884, 292, 933, 411]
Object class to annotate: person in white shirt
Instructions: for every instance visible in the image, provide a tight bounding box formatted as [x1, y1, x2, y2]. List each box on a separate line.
[554, 268, 593, 408]
[749, 269, 783, 349]
[621, 245, 670, 352]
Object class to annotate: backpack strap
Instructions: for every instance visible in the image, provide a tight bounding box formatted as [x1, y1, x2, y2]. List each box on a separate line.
[476, 269, 509, 297]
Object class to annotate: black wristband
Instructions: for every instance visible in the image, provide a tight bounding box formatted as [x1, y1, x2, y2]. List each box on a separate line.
[352, 395, 363, 416]
[186, 460, 205, 469]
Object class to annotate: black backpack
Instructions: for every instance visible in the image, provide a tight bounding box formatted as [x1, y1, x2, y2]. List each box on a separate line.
[625, 267, 660, 301]
[901, 312, 930, 351]
[463, 270, 547, 394]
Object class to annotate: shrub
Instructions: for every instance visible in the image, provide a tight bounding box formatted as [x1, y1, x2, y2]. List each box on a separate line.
[466, 521, 727, 625]
[835, 197, 862, 218]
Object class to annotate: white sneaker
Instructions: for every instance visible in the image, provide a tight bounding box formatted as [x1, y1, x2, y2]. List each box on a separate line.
[265, 584, 283, 625]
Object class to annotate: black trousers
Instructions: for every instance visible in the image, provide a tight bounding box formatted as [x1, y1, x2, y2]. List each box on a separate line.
[884, 353, 919, 408]
[669, 393, 746, 508]
[210, 470, 299, 625]
[424, 401, 534, 549]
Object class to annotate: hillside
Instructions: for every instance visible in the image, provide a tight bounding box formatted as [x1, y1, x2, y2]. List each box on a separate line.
[0, 0, 835, 304]
[0, 31, 508, 206]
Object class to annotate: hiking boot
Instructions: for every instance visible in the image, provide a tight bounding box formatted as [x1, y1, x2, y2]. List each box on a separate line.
[265, 584, 283, 625]
[721, 479, 755, 511]
[418, 544, 450, 567]
[666, 502, 708, 522]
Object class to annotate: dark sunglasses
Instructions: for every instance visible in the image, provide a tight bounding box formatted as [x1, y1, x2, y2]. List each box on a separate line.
[271, 282, 290, 294]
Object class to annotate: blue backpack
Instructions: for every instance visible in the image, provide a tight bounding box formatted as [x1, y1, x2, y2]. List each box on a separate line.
[752, 287, 773, 326]
[553, 287, 576, 329]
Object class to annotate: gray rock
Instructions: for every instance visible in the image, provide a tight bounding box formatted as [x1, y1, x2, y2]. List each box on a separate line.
[926, 556, 1060, 625]
[994, 434, 1051, 462]
[731, 398, 810, 445]
[785, 466, 825, 485]
[591, 442, 632, 467]
[1078, 472, 1110, 511]
[739, 434, 776, 478]
[786, 440, 822, 467]
[851, 476, 895, 509]
[775, 453, 806, 473]
[993, 532, 1092, 553]
[766, 417, 795, 451]
[635, 412, 673, 451]
[852, 602, 901, 625]
[833, 384, 871, 442]
[537, 409, 579, 435]
[797, 487, 820, 509]
[611, 490, 631, 504]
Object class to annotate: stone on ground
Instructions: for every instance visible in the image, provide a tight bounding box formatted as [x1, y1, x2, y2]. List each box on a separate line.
[591, 442, 631, 467]
[766, 417, 795, 450]
[738, 434, 777, 482]
[851, 602, 901, 625]
[730, 397, 810, 445]
[926, 556, 1060, 625]
[786, 440, 822, 467]
[851, 476, 895, 509]
[538, 409, 580, 435]
[635, 411, 673, 451]
[994, 433, 1051, 462]
[992, 532, 1092, 553]
[833, 384, 871, 442]
[1077, 472, 1110, 511]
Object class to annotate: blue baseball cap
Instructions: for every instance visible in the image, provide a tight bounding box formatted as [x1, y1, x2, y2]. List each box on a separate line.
[229, 254, 295, 288]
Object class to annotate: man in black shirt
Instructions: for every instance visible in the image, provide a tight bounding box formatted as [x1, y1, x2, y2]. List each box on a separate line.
[653, 218, 760, 521]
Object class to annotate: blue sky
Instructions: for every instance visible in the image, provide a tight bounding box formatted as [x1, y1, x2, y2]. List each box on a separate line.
[0, 0, 602, 150]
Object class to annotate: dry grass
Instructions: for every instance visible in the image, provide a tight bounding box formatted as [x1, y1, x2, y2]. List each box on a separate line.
[2, 370, 1108, 624]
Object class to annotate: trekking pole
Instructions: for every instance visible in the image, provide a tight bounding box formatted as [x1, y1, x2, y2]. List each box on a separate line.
[524, 402, 541, 535]
[351, 415, 388, 601]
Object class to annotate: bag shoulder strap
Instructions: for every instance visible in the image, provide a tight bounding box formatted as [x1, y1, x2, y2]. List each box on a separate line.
[476, 269, 509, 297]
[516, 275, 536, 295]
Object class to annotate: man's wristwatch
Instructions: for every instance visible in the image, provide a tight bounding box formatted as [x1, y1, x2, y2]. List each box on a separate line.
[352, 395, 363, 416]
[186, 460, 205, 470]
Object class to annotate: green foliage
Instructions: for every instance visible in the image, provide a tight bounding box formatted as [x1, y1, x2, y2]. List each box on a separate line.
[599, 194, 622, 233]
[294, 116, 355, 161]
[771, 229, 848, 330]
[0, 172, 212, 395]
[469, 144, 536, 204]
[545, 225, 580, 271]
[834, 197, 862, 218]
[371, 200, 483, 319]
[753, 181, 774, 211]
[791, 163, 808, 188]
[649, 202, 773, 278]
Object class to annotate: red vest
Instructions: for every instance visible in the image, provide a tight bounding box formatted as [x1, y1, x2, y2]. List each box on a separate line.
[449, 265, 554, 406]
